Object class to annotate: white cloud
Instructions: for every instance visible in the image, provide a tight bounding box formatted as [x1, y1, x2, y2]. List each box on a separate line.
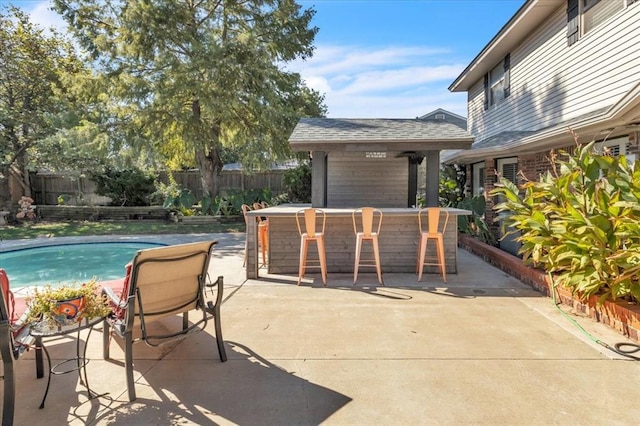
[23, 1, 68, 34]
[288, 43, 468, 118]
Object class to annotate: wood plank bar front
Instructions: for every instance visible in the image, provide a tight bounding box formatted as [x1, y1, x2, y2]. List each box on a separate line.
[245, 206, 471, 280]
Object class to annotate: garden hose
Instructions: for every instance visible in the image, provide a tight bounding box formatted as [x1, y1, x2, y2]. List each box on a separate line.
[548, 273, 640, 361]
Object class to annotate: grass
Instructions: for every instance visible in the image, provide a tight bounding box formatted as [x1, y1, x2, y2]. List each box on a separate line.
[2, 220, 245, 241]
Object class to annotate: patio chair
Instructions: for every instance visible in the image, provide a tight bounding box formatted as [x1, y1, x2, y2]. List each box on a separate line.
[352, 207, 384, 285]
[417, 208, 450, 282]
[101, 241, 227, 402]
[1, 269, 33, 425]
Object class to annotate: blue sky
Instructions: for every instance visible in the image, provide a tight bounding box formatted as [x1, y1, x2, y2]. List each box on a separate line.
[9, 0, 524, 118]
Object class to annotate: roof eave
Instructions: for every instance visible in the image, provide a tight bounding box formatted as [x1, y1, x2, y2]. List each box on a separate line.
[449, 0, 564, 92]
[291, 139, 474, 152]
[444, 88, 640, 163]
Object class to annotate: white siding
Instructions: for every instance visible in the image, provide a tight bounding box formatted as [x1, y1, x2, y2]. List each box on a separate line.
[468, 2, 640, 139]
[327, 152, 408, 208]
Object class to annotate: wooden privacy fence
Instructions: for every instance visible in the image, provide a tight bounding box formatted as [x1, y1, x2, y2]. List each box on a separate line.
[30, 170, 287, 206]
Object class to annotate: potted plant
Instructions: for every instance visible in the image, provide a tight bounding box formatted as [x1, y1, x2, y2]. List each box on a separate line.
[25, 279, 112, 330]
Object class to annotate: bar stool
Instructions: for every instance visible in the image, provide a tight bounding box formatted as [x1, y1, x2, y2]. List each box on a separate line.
[253, 203, 269, 267]
[295, 208, 327, 286]
[241, 204, 251, 267]
[417, 208, 449, 282]
[352, 207, 383, 285]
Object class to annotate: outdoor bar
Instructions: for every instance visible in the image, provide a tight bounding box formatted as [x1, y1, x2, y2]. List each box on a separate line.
[245, 118, 474, 280]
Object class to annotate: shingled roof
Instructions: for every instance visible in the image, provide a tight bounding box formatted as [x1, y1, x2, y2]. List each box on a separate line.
[289, 118, 473, 152]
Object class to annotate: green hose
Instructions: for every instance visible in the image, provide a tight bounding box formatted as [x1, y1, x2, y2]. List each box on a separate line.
[548, 272, 640, 361]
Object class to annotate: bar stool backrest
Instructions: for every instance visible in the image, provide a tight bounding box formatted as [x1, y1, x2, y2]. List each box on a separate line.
[419, 208, 449, 235]
[296, 208, 326, 238]
[352, 207, 383, 237]
[241, 204, 251, 224]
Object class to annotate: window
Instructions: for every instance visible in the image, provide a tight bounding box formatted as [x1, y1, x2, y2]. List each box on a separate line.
[435, 113, 445, 120]
[497, 157, 518, 184]
[472, 162, 485, 197]
[484, 54, 510, 110]
[595, 136, 630, 157]
[583, 0, 624, 35]
[567, 0, 625, 45]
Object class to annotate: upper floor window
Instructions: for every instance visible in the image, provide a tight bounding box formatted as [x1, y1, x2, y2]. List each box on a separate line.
[483, 54, 510, 110]
[584, 0, 624, 34]
[568, 0, 627, 45]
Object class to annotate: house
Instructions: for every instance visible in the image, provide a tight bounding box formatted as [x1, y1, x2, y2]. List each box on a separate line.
[419, 108, 467, 130]
[443, 0, 640, 254]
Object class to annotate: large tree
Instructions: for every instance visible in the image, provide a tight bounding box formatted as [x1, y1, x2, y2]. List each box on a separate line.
[53, 0, 326, 197]
[0, 7, 86, 210]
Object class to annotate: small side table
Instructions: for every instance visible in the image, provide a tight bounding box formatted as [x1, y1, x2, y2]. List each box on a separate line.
[30, 316, 107, 409]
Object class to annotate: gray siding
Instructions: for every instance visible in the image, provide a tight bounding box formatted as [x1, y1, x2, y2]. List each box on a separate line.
[326, 152, 408, 208]
[468, 2, 640, 139]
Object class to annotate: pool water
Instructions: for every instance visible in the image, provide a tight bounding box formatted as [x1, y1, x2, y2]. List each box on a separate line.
[0, 242, 166, 288]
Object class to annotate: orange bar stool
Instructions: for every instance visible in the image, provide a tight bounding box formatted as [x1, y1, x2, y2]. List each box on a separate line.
[295, 208, 327, 286]
[417, 208, 449, 282]
[241, 204, 252, 267]
[253, 203, 269, 267]
[352, 207, 383, 284]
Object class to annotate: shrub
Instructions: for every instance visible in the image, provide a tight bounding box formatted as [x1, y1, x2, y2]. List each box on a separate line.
[91, 167, 156, 206]
[490, 138, 640, 304]
[283, 162, 311, 203]
[456, 196, 496, 245]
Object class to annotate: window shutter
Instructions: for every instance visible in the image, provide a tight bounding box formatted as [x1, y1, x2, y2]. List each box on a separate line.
[503, 54, 511, 98]
[483, 73, 489, 111]
[567, 0, 579, 45]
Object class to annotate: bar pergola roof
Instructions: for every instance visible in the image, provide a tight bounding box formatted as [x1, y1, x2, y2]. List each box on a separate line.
[289, 118, 473, 152]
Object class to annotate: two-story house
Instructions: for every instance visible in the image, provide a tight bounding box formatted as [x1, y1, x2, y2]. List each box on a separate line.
[443, 0, 640, 254]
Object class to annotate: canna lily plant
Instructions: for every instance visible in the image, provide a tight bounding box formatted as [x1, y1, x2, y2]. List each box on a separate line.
[491, 133, 640, 305]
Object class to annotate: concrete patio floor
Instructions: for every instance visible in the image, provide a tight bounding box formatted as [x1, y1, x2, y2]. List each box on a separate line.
[4, 233, 640, 425]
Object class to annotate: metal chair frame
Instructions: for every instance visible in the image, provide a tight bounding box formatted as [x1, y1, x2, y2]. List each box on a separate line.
[295, 208, 328, 286]
[417, 208, 449, 282]
[352, 207, 384, 284]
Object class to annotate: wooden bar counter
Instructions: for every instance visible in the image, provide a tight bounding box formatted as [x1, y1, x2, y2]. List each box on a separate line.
[245, 206, 471, 280]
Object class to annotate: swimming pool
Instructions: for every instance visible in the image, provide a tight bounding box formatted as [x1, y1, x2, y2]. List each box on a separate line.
[0, 242, 166, 289]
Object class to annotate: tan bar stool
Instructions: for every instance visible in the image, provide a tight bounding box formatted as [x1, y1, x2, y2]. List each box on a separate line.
[417, 208, 449, 282]
[352, 207, 383, 285]
[241, 204, 252, 267]
[253, 203, 269, 267]
[295, 208, 327, 286]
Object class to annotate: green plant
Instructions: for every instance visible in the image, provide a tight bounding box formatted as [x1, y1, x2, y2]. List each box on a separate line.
[282, 162, 311, 203]
[439, 164, 465, 206]
[490, 136, 640, 304]
[91, 167, 157, 206]
[456, 196, 496, 245]
[57, 194, 71, 205]
[26, 279, 111, 328]
[162, 188, 196, 215]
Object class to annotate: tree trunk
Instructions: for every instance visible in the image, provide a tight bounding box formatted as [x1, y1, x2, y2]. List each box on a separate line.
[0, 166, 11, 211]
[192, 98, 224, 198]
[195, 147, 224, 198]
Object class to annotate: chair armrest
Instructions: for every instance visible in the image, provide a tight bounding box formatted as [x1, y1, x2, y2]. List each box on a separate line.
[102, 287, 128, 309]
[204, 276, 224, 313]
